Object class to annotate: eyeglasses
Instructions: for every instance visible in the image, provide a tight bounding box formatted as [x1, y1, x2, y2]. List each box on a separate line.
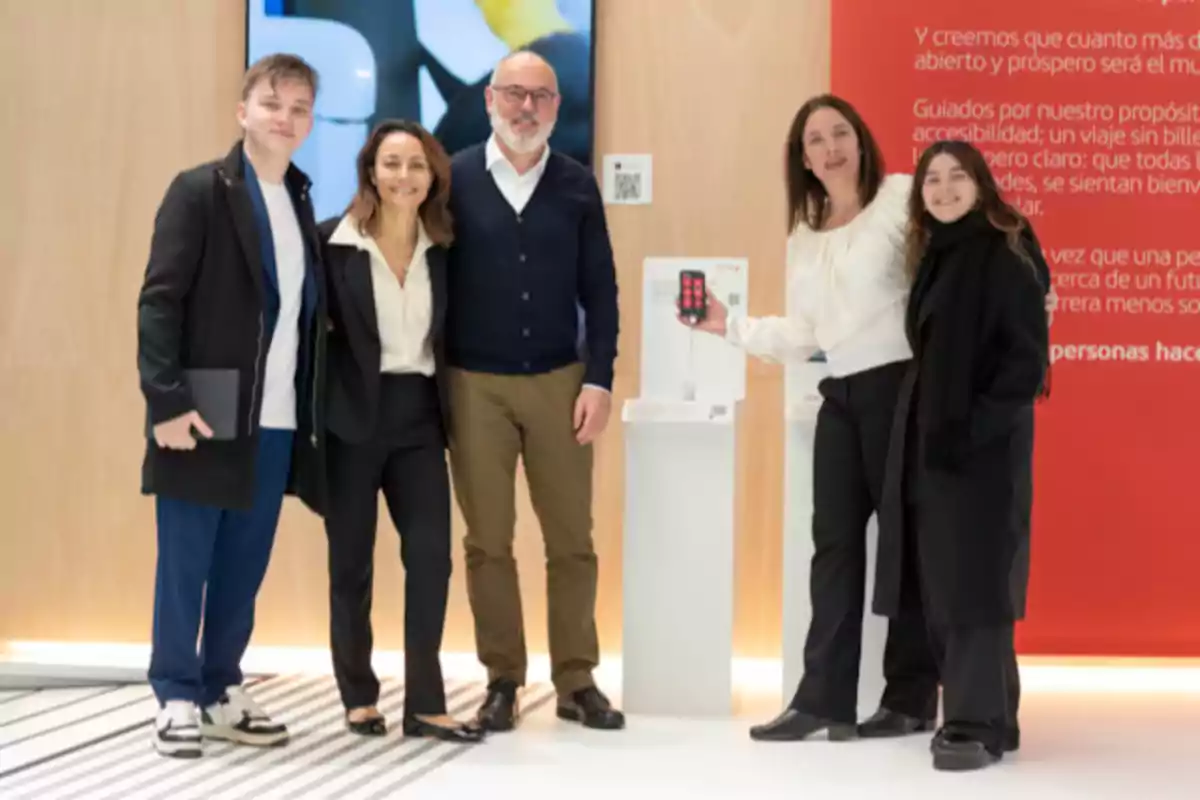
[492, 84, 558, 106]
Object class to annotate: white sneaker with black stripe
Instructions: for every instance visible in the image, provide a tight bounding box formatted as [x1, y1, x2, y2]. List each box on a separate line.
[201, 685, 289, 747]
[154, 700, 202, 758]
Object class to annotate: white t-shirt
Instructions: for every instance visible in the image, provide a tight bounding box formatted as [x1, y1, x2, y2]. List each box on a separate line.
[257, 178, 305, 430]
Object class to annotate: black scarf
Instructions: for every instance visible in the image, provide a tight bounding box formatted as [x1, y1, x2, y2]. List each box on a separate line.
[908, 210, 1003, 465]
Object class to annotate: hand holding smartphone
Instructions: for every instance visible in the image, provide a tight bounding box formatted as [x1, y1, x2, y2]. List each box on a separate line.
[675, 269, 729, 337]
[677, 269, 708, 324]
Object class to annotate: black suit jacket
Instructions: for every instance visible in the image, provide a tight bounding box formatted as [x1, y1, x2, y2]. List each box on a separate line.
[317, 216, 450, 444]
[137, 142, 326, 513]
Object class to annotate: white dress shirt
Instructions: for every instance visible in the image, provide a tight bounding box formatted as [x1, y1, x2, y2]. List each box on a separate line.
[726, 173, 914, 378]
[484, 134, 607, 394]
[328, 214, 436, 376]
[257, 177, 305, 429]
[485, 134, 551, 213]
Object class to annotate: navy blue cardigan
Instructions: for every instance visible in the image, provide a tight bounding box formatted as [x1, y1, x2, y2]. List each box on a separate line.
[445, 144, 619, 390]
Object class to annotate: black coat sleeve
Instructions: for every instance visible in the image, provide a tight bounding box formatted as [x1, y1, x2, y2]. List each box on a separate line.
[1021, 224, 1051, 293]
[137, 171, 207, 426]
[969, 248, 1050, 449]
[577, 175, 620, 391]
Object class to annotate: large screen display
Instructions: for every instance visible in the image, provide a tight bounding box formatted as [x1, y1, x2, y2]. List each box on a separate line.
[247, 0, 596, 220]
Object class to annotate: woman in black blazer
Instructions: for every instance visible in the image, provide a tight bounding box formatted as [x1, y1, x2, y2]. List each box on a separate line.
[319, 119, 481, 743]
[874, 139, 1049, 772]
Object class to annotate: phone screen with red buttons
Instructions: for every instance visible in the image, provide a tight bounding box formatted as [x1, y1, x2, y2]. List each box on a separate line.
[678, 269, 707, 324]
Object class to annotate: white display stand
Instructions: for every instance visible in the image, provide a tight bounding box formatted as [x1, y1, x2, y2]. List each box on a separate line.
[620, 257, 747, 717]
[781, 360, 888, 717]
[621, 399, 738, 716]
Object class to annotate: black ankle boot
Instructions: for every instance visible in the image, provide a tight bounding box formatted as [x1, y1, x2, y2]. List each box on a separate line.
[930, 728, 1002, 771]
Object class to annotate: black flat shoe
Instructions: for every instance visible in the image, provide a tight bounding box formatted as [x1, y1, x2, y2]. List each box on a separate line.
[857, 708, 935, 738]
[345, 712, 387, 737]
[403, 717, 485, 743]
[749, 709, 856, 742]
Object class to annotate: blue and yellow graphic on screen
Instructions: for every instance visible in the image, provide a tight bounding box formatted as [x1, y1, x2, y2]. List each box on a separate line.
[248, 0, 595, 220]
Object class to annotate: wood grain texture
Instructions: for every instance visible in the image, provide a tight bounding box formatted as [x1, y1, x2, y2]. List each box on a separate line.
[0, 0, 831, 660]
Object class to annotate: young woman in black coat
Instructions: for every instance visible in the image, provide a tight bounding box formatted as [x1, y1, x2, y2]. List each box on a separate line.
[873, 140, 1050, 772]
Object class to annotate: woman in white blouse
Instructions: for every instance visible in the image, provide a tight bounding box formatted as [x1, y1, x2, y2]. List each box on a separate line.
[318, 120, 482, 743]
[684, 95, 940, 741]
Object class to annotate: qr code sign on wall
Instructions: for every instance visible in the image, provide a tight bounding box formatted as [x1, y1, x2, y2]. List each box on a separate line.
[614, 171, 642, 202]
[602, 154, 652, 205]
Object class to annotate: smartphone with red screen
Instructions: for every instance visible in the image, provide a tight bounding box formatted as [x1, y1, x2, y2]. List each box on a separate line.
[678, 269, 707, 324]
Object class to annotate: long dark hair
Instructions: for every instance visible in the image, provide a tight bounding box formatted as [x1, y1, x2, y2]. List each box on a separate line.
[904, 140, 1030, 279]
[346, 119, 454, 245]
[784, 94, 886, 232]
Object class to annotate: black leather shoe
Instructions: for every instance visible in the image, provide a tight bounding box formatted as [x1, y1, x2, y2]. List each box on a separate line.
[475, 681, 518, 732]
[403, 716, 485, 743]
[857, 707, 935, 738]
[556, 687, 625, 730]
[931, 729, 1001, 771]
[749, 709, 856, 741]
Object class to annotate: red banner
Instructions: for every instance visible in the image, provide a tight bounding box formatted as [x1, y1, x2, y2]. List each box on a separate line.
[833, 0, 1200, 656]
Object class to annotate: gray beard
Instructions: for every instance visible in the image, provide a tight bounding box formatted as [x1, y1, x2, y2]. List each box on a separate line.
[490, 112, 555, 154]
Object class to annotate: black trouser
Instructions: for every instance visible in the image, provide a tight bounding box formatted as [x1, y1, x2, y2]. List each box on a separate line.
[901, 501, 1020, 755]
[788, 360, 940, 724]
[325, 374, 451, 719]
[929, 623, 1019, 754]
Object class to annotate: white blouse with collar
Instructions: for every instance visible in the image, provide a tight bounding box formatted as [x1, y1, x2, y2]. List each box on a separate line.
[726, 173, 914, 378]
[328, 214, 436, 376]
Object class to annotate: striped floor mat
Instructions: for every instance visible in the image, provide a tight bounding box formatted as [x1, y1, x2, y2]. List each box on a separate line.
[0, 676, 555, 799]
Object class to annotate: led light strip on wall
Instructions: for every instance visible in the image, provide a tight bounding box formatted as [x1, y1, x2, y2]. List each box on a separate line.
[3, 642, 1199, 695]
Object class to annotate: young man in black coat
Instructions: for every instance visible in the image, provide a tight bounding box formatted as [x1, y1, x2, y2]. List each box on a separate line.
[136, 53, 326, 758]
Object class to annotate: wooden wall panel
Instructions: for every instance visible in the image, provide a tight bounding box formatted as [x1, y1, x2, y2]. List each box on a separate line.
[0, 0, 249, 643]
[0, 0, 831, 660]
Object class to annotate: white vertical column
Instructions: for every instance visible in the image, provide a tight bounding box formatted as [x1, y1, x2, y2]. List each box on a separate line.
[621, 400, 738, 717]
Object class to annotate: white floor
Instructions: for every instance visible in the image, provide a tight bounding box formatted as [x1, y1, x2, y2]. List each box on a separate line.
[401, 689, 1200, 800]
[1, 674, 1197, 799]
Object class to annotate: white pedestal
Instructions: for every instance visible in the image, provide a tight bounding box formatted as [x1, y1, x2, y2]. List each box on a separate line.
[621, 399, 738, 717]
[782, 379, 887, 717]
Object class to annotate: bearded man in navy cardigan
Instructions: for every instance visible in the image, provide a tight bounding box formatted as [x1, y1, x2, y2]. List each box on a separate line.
[444, 50, 623, 732]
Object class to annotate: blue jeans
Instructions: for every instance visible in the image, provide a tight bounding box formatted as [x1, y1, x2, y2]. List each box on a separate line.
[148, 429, 293, 707]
